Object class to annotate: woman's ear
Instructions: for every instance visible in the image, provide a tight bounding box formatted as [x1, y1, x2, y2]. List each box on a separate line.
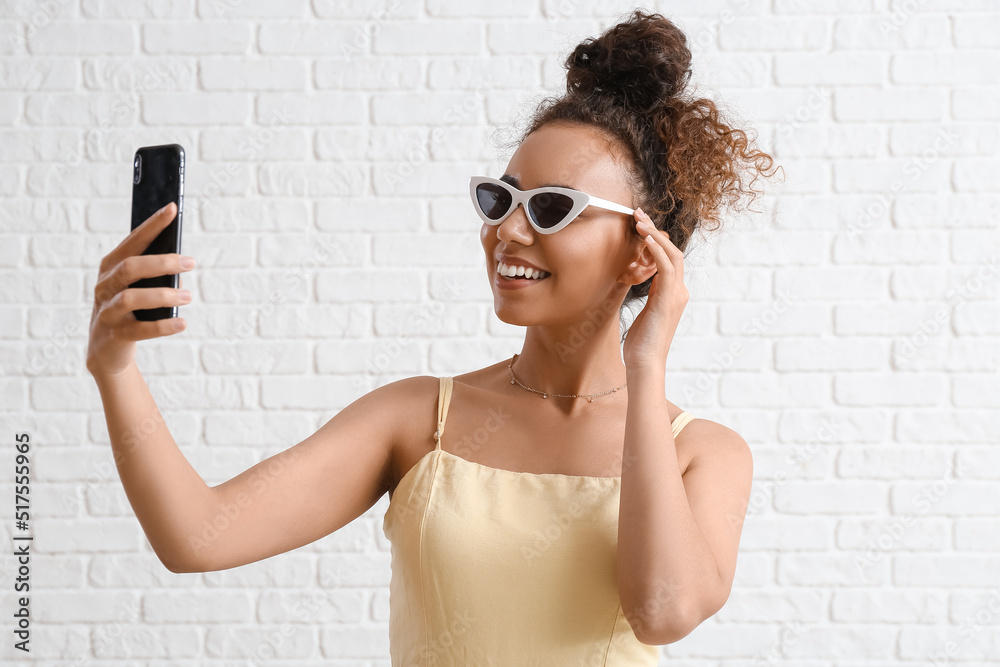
[621, 231, 659, 286]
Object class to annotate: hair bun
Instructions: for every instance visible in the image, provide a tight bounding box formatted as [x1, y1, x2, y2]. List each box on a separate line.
[566, 10, 692, 113]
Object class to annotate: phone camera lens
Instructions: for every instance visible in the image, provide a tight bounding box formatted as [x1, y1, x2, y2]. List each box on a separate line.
[133, 155, 141, 184]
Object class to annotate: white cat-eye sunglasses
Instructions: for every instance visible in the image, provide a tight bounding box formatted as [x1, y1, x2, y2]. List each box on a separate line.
[469, 176, 635, 235]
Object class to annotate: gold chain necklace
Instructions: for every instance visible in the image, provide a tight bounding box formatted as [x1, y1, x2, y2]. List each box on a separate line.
[506, 353, 627, 402]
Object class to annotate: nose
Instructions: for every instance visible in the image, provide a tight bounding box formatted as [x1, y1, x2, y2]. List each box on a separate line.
[495, 201, 534, 243]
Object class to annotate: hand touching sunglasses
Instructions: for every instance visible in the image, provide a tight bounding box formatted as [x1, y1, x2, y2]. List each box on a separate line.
[469, 176, 635, 235]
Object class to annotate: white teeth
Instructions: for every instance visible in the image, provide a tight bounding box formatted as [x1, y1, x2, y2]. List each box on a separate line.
[498, 263, 550, 279]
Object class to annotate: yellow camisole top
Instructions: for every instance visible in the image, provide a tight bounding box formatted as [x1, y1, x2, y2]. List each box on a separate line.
[382, 376, 696, 666]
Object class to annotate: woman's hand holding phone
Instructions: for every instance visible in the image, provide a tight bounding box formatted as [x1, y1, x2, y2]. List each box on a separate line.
[86, 202, 195, 381]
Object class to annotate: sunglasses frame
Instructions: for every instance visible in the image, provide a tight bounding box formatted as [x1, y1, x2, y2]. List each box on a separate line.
[469, 176, 636, 235]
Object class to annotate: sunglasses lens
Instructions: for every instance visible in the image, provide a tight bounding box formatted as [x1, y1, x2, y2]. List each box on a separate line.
[475, 182, 513, 221]
[528, 192, 575, 229]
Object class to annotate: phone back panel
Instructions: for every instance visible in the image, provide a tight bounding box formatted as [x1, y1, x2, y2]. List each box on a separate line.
[129, 144, 185, 321]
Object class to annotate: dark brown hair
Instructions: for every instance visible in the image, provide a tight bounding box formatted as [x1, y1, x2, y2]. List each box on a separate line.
[504, 9, 781, 341]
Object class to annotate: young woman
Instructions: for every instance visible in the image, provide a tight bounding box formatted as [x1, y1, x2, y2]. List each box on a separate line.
[87, 9, 776, 665]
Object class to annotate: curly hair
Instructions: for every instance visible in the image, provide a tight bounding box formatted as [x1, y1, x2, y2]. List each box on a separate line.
[501, 9, 781, 342]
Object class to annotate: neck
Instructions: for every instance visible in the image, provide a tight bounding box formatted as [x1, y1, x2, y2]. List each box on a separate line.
[509, 325, 628, 401]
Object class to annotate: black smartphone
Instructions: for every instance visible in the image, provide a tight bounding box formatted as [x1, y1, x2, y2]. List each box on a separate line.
[129, 143, 185, 321]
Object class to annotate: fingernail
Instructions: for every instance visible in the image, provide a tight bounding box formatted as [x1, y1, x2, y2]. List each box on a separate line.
[172, 318, 185, 331]
[178, 289, 191, 301]
[180, 256, 195, 269]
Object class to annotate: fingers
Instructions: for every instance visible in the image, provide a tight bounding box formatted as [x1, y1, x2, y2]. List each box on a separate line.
[95, 252, 194, 306]
[102, 202, 178, 271]
[635, 208, 683, 282]
[99, 286, 191, 329]
[118, 316, 187, 342]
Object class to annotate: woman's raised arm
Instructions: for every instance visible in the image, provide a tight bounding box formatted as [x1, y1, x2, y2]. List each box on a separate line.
[88, 201, 412, 574]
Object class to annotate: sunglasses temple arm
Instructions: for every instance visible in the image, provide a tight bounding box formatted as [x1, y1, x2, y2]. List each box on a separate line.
[590, 197, 636, 215]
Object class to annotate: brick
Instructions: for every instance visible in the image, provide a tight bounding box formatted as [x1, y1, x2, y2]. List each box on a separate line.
[774, 0, 872, 11]
[955, 519, 1000, 550]
[200, 57, 308, 90]
[835, 86, 947, 121]
[891, 52, 1000, 85]
[256, 92, 366, 125]
[778, 553, 888, 585]
[81, 0, 192, 19]
[952, 86, 1000, 121]
[428, 0, 535, 16]
[199, 126, 310, 161]
[257, 163, 367, 197]
[142, 92, 250, 125]
[27, 21, 135, 54]
[259, 23, 365, 55]
[312, 0, 421, 19]
[836, 517, 950, 551]
[197, 0, 307, 18]
[375, 21, 481, 55]
[25, 93, 138, 126]
[694, 52, 769, 88]
[955, 158, 1000, 192]
[775, 52, 885, 85]
[315, 56, 422, 90]
[486, 19, 599, 55]
[954, 13, 1000, 47]
[142, 22, 250, 54]
[834, 15, 947, 50]
[895, 554, 1000, 586]
[890, 122, 995, 157]
[775, 338, 886, 371]
[719, 17, 826, 50]
[0, 56, 76, 89]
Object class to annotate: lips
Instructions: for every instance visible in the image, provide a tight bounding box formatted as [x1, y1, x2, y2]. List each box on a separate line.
[495, 255, 549, 275]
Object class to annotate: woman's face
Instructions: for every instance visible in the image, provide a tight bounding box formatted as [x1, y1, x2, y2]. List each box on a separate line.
[480, 121, 649, 327]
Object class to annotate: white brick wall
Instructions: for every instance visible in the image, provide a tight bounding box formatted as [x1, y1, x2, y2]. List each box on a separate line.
[1, 0, 998, 664]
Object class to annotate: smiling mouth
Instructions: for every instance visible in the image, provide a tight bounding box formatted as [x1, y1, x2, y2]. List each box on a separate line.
[496, 263, 551, 280]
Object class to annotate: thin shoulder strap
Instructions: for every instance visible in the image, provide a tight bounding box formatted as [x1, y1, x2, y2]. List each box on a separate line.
[433, 376, 454, 451]
[672, 411, 695, 438]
